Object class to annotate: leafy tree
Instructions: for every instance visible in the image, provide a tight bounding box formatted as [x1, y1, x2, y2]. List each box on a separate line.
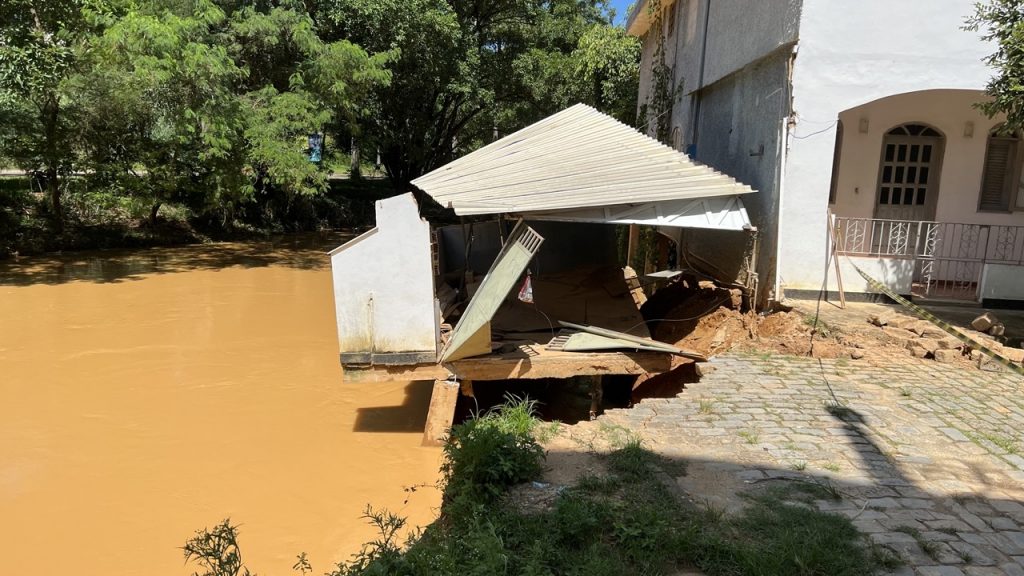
[75, 0, 390, 223]
[315, 0, 639, 186]
[0, 0, 112, 229]
[966, 0, 1024, 131]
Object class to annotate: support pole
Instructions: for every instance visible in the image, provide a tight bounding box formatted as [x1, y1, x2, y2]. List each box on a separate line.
[626, 224, 640, 268]
[826, 210, 846, 309]
[422, 378, 461, 447]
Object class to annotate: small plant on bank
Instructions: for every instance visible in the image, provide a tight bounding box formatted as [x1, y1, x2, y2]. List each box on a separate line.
[182, 519, 253, 576]
[440, 395, 545, 504]
[738, 430, 760, 445]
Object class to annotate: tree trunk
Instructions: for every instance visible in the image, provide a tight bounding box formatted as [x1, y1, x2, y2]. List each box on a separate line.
[149, 202, 162, 224]
[42, 98, 62, 232]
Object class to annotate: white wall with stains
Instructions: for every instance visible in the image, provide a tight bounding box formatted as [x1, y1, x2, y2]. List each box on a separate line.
[329, 193, 437, 363]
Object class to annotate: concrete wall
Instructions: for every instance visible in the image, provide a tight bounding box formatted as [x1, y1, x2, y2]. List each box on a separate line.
[833, 90, 1024, 227]
[689, 51, 791, 293]
[329, 193, 437, 364]
[634, 0, 799, 300]
[778, 0, 997, 293]
[637, 0, 800, 149]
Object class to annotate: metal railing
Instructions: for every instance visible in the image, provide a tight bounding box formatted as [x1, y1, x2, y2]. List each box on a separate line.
[833, 217, 1024, 300]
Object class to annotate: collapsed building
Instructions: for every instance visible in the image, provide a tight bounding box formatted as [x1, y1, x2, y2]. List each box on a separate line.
[329, 104, 759, 444]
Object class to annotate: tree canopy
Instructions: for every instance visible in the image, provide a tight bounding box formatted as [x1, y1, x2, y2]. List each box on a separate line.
[967, 0, 1024, 132]
[0, 0, 640, 242]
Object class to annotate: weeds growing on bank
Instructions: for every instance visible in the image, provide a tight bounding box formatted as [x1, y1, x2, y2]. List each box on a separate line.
[186, 397, 898, 576]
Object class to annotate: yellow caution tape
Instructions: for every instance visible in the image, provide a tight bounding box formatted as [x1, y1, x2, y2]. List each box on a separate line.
[847, 261, 1024, 377]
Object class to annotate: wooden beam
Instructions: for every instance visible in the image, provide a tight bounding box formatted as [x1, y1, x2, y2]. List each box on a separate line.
[422, 379, 460, 447]
[342, 350, 675, 383]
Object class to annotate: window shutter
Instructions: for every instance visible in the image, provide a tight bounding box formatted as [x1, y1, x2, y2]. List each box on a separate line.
[980, 137, 1015, 211]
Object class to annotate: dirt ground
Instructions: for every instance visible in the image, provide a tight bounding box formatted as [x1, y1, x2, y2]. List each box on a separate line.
[641, 280, 1022, 374]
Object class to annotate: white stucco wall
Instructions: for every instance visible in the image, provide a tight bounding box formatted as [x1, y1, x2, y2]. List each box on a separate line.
[329, 193, 437, 362]
[981, 264, 1024, 301]
[832, 90, 1024, 227]
[779, 0, 997, 292]
[838, 257, 915, 296]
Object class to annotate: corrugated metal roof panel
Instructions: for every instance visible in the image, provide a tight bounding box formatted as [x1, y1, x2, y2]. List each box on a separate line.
[411, 104, 756, 217]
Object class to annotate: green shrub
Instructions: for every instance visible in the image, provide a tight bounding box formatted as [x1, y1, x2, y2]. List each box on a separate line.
[440, 396, 544, 505]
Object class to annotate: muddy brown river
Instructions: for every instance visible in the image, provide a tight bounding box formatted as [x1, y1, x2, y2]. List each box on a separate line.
[0, 236, 441, 576]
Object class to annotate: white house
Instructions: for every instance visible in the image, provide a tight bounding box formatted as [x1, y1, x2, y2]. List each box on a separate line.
[628, 0, 1024, 306]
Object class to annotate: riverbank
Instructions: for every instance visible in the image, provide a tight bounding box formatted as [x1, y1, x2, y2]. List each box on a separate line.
[0, 176, 393, 259]
[205, 400, 894, 576]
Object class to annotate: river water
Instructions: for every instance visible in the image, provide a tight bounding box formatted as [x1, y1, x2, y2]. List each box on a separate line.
[0, 236, 442, 576]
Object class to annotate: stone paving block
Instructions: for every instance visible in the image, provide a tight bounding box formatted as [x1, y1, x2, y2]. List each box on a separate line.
[869, 497, 903, 509]
[938, 428, 971, 442]
[963, 568, 1004, 576]
[999, 563, 1024, 576]
[947, 541, 996, 566]
[983, 532, 1024, 555]
[988, 516, 1018, 530]
[957, 532, 992, 546]
[919, 530, 960, 542]
[917, 567, 965, 576]
[853, 519, 887, 533]
[871, 531, 918, 545]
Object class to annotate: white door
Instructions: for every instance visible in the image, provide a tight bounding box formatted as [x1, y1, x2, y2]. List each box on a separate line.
[874, 124, 943, 222]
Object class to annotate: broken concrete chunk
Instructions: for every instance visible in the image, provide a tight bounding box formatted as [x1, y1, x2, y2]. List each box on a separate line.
[887, 315, 916, 329]
[979, 354, 1005, 372]
[935, 338, 961, 350]
[917, 339, 940, 354]
[910, 345, 929, 358]
[867, 313, 891, 327]
[695, 363, 716, 377]
[988, 323, 1005, 337]
[971, 312, 999, 332]
[850, 349, 865, 360]
[933, 349, 960, 363]
[1002, 346, 1024, 364]
[919, 327, 947, 339]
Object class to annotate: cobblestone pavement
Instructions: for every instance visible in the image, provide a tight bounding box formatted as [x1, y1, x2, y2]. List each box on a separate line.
[594, 352, 1024, 576]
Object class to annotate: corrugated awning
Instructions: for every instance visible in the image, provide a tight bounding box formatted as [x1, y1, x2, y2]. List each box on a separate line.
[411, 103, 756, 229]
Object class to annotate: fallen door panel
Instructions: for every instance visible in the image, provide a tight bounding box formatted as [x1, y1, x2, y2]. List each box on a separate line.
[441, 222, 544, 362]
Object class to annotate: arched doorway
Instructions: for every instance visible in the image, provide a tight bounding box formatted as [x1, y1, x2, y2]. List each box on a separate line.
[874, 123, 944, 221]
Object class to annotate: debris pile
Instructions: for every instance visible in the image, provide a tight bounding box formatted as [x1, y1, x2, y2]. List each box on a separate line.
[866, 311, 1023, 370]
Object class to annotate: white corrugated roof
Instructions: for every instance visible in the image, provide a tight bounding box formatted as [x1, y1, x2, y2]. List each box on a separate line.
[411, 103, 755, 217]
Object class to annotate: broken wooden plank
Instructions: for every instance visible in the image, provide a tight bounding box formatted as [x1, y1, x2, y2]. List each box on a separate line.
[341, 349, 674, 383]
[422, 379, 460, 446]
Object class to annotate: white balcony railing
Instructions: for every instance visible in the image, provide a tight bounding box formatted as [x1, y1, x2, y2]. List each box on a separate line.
[833, 217, 1024, 300]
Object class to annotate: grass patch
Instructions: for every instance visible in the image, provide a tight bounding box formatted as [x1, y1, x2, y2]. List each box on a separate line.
[698, 396, 717, 415]
[186, 398, 895, 576]
[893, 525, 940, 560]
[738, 430, 760, 445]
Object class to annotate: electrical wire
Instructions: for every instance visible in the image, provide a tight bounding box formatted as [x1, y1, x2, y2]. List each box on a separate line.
[792, 120, 839, 140]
